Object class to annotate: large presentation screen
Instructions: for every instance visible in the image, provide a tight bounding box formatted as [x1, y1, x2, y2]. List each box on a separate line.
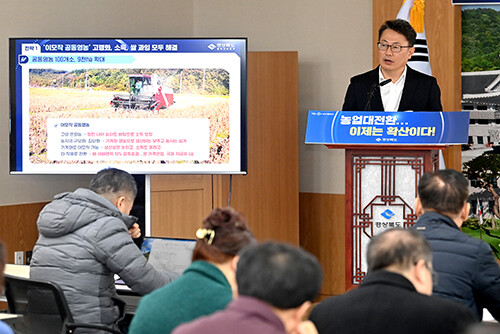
[10, 38, 247, 174]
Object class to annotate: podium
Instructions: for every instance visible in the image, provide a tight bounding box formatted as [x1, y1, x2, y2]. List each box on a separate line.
[305, 111, 470, 290]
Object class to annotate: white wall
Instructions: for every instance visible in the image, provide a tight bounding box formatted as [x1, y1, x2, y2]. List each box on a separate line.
[0, 0, 372, 204]
[0, 0, 194, 205]
[193, 0, 373, 194]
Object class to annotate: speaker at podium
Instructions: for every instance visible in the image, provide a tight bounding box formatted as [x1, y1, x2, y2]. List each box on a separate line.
[305, 110, 470, 290]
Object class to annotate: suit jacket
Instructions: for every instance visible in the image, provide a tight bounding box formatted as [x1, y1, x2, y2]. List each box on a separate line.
[342, 66, 442, 111]
[309, 271, 477, 334]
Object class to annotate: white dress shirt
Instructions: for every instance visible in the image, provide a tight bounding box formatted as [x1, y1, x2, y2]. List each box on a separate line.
[379, 67, 407, 111]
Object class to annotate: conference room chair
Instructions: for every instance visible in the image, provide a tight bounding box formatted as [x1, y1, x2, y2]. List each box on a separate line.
[4, 274, 122, 334]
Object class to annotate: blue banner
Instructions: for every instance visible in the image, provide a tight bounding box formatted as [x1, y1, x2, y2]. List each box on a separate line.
[305, 111, 470, 145]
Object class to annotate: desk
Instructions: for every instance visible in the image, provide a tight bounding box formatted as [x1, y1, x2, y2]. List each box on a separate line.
[0, 313, 23, 326]
[4, 264, 141, 314]
[4, 264, 29, 278]
[1, 264, 30, 303]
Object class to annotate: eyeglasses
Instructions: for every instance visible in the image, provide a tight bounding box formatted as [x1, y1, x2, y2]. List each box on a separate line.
[377, 42, 412, 53]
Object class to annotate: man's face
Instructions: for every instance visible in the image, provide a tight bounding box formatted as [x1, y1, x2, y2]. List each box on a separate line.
[378, 28, 415, 76]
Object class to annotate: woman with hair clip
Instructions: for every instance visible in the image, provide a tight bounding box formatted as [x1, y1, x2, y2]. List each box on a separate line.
[128, 207, 256, 334]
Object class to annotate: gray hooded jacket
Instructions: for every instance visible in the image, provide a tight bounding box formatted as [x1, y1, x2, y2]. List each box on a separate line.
[30, 188, 177, 328]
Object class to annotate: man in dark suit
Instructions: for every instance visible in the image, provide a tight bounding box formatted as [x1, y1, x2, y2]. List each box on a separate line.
[309, 228, 477, 334]
[342, 19, 442, 111]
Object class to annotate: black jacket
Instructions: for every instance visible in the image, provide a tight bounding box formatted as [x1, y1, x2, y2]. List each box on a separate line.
[414, 211, 500, 320]
[342, 66, 442, 111]
[309, 271, 477, 334]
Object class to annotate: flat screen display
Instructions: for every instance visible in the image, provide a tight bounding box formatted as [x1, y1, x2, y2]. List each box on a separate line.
[10, 38, 247, 174]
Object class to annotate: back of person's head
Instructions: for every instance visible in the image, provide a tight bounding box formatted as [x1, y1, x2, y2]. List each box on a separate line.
[417, 169, 469, 215]
[236, 242, 323, 309]
[89, 168, 137, 200]
[192, 207, 255, 264]
[367, 228, 432, 273]
[378, 19, 417, 46]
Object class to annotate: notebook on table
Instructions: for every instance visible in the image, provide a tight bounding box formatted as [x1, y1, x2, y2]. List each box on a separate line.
[115, 237, 196, 290]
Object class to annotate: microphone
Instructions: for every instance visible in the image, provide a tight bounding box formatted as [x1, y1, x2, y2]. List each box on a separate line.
[379, 78, 392, 87]
[364, 79, 392, 111]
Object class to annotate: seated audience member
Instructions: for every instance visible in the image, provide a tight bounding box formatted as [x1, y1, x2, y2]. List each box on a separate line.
[30, 168, 178, 331]
[0, 240, 14, 334]
[414, 169, 500, 320]
[128, 207, 256, 334]
[309, 228, 477, 334]
[172, 242, 323, 334]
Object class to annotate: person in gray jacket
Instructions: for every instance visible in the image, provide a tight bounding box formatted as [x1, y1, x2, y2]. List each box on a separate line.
[30, 168, 178, 331]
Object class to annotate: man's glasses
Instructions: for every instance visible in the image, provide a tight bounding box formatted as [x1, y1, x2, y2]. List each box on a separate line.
[377, 42, 412, 53]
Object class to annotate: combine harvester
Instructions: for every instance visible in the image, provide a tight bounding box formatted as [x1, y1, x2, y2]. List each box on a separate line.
[110, 74, 174, 111]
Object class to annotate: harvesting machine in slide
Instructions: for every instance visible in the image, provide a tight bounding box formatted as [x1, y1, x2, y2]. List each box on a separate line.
[110, 74, 174, 111]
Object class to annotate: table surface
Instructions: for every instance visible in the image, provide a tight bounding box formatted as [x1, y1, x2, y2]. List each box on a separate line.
[0, 313, 21, 320]
[4, 264, 29, 278]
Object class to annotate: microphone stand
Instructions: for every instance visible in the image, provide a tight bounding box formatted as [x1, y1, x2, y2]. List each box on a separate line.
[364, 79, 391, 111]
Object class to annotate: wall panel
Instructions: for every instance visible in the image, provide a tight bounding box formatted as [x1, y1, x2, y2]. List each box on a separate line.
[213, 51, 300, 245]
[0, 202, 46, 264]
[300, 193, 345, 297]
[150, 175, 213, 238]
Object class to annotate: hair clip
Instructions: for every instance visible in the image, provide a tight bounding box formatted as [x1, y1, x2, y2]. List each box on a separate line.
[196, 228, 215, 245]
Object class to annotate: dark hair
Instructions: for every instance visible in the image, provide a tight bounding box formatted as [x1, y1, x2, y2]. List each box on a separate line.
[417, 169, 469, 215]
[192, 207, 255, 264]
[378, 19, 417, 46]
[236, 242, 323, 309]
[89, 168, 137, 199]
[367, 228, 432, 272]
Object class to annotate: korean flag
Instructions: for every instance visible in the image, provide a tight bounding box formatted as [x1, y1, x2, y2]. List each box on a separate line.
[397, 0, 432, 76]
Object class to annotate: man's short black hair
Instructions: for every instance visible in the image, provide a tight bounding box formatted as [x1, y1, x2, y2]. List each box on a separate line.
[367, 228, 432, 272]
[236, 242, 322, 309]
[89, 168, 137, 199]
[418, 169, 469, 215]
[379, 19, 417, 46]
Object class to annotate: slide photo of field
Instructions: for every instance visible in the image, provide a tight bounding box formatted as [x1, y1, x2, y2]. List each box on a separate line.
[28, 68, 231, 165]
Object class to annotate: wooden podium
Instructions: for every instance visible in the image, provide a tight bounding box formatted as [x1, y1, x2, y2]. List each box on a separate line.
[329, 144, 444, 290]
[305, 110, 470, 291]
